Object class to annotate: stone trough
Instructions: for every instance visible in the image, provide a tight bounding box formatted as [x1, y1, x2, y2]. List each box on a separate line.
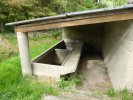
[32, 40, 83, 79]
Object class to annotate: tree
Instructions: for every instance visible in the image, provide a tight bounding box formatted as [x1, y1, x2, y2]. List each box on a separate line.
[0, 0, 10, 31]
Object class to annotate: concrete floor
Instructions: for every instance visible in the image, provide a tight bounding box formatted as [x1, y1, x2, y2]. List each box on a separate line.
[77, 52, 112, 91]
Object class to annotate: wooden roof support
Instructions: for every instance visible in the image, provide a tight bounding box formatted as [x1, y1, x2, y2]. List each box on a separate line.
[15, 11, 133, 33]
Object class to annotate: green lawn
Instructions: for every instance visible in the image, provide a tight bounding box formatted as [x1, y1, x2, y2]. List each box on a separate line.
[0, 32, 60, 100]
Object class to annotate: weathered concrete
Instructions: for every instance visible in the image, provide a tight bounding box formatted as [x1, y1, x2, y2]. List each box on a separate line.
[63, 20, 133, 90]
[32, 41, 83, 78]
[17, 32, 32, 76]
[103, 20, 133, 90]
[63, 24, 104, 52]
[55, 49, 70, 65]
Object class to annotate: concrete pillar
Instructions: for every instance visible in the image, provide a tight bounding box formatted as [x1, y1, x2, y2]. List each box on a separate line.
[103, 20, 133, 90]
[17, 32, 32, 76]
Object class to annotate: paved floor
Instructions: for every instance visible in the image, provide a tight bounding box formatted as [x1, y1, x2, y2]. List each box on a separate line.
[77, 53, 111, 91]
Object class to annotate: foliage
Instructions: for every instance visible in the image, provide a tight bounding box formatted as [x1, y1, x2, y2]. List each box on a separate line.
[58, 75, 82, 91]
[0, 0, 8, 20]
[106, 88, 117, 97]
[51, 29, 62, 39]
[105, 88, 133, 99]
[74, 75, 82, 85]
[58, 77, 73, 91]
[65, 0, 107, 12]
[102, 0, 128, 6]
[119, 88, 132, 100]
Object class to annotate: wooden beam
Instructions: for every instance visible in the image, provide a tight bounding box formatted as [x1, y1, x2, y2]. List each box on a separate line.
[15, 12, 133, 32]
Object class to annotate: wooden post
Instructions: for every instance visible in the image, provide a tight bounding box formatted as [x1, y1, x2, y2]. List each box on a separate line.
[17, 32, 32, 76]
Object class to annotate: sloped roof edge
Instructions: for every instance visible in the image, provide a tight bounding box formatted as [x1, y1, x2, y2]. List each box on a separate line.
[6, 4, 133, 26]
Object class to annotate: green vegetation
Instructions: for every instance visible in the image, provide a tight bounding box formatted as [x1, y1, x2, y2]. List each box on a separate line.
[119, 88, 133, 100]
[102, 0, 128, 6]
[58, 77, 74, 91]
[105, 88, 133, 100]
[58, 75, 82, 91]
[0, 32, 60, 100]
[106, 88, 117, 97]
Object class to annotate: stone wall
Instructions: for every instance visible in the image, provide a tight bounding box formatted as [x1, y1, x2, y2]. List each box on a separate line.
[103, 20, 133, 90]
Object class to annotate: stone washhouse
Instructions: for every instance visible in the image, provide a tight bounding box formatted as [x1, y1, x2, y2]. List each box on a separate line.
[6, 4, 133, 90]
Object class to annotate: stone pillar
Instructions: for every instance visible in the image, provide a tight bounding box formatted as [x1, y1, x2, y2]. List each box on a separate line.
[17, 32, 32, 76]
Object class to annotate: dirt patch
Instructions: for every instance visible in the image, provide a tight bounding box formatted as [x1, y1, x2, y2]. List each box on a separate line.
[0, 35, 18, 60]
[77, 53, 111, 91]
[0, 35, 17, 52]
[57, 89, 111, 100]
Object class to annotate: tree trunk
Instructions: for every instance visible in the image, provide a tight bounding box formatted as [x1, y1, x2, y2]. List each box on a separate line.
[0, 21, 4, 32]
[25, 12, 29, 20]
[96, 0, 100, 3]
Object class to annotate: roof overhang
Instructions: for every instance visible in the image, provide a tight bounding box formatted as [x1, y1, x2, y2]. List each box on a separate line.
[6, 4, 133, 33]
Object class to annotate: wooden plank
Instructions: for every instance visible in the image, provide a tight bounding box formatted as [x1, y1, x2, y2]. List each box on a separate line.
[15, 11, 133, 32]
[15, 9, 132, 28]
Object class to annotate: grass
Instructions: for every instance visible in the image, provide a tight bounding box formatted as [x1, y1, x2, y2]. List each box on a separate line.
[106, 88, 117, 97]
[58, 75, 82, 91]
[0, 32, 17, 45]
[0, 32, 60, 100]
[105, 88, 133, 100]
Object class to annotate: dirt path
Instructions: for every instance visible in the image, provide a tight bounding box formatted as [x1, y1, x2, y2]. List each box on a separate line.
[43, 89, 111, 100]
